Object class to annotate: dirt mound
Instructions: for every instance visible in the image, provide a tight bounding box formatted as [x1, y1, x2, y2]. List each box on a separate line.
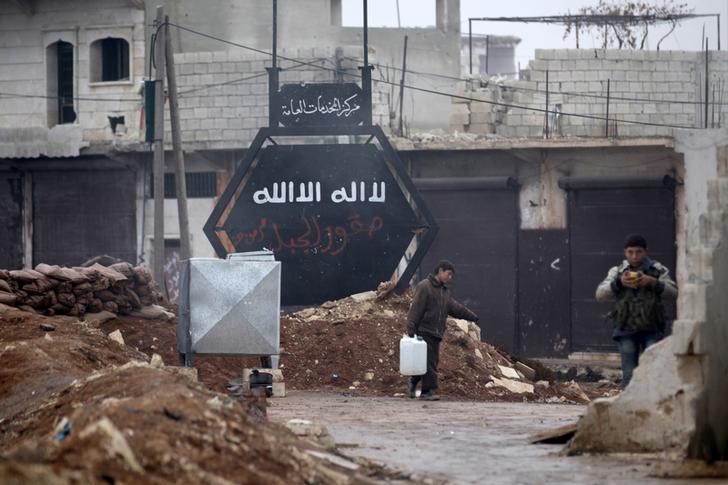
[279, 288, 602, 403]
[0, 305, 409, 484]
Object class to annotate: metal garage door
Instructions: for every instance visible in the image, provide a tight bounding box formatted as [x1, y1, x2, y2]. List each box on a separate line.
[416, 177, 519, 352]
[33, 170, 137, 266]
[562, 176, 676, 352]
[0, 174, 23, 270]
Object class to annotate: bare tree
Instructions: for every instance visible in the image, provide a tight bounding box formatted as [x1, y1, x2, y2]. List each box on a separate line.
[563, 0, 693, 50]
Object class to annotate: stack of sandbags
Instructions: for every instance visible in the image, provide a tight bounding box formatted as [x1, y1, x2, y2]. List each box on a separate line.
[1, 262, 166, 317]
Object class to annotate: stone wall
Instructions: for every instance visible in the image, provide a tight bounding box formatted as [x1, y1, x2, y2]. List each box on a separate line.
[168, 47, 392, 151]
[452, 49, 728, 139]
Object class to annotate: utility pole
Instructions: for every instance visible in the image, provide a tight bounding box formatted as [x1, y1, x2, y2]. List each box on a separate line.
[152, 6, 166, 287]
[398, 35, 408, 137]
[165, 15, 191, 261]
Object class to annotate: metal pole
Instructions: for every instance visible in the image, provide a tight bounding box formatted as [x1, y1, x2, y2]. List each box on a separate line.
[152, 6, 166, 287]
[468, 19, 473, 75]
[545, 69, 549, 139]
[268, 0, 279, 127]
[398, 35, 408, 136]
[485, 35, 489, 75]
[605, 78, 610, 137]
[165, 15, 190, 261]
[717, 14, 721, 51]
[362, 0, 372, 125]
[705, 38, 709, 129]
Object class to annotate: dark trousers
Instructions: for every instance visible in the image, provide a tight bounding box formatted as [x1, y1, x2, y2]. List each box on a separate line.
[410, 334, 441, 392]
[615, 331, 663, 387]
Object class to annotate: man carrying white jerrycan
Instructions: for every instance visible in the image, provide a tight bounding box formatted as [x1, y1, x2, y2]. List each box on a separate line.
[404, 260, 479, 401]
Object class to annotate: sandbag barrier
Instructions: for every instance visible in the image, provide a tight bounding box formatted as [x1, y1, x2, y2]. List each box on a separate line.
[0, 263, 165, 317]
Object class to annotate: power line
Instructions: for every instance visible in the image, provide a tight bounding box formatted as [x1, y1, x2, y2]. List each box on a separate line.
[0, 91, 140, 103]
[162, 22, 701, 130]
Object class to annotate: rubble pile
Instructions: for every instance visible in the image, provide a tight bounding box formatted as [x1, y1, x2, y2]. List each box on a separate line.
[0, 305, 408, 483]
[280, 287, 602, 403]
[0, 262, 165, 317]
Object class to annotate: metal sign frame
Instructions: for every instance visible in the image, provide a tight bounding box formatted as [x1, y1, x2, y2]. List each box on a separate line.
[203, 125, 438, 296]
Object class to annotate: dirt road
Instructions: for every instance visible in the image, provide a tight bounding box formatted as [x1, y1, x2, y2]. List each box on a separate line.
[268, 392, 718, 484]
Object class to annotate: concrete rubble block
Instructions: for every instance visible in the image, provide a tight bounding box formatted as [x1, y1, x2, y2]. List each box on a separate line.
[349, 291, 376, 302]
[567, 336, 702, 455]
[474, 349, 484, 360]
[452, 318, 470, 334]
[149, 353, 164, 368]
[514, 361, 536, 381]
[285, 419, 336, 449]
[129, 305, 174, 321]
[498, 365, 521, 380]
[491, 376, 534, 394]
[108, 329, 124, 345]
[78, 417, 143, 472]
[670, 319, 707, 356]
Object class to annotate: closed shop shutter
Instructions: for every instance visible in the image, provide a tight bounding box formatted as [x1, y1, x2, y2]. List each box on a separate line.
[0, 174, 23, 270]
[561, 176, 676, 352]
[416, 177, 519, 352]
[33, 170, 137, 266]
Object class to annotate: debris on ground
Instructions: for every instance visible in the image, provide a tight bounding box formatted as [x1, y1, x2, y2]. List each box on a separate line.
[278, 287, 612, 403]
[0, 303, 413, 484]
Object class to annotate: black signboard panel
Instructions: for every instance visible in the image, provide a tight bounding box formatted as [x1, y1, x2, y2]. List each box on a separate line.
[222, 144, 419, 304]
[276, 83, 364, 127]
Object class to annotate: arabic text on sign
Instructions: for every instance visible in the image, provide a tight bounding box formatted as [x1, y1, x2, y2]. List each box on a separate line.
[253, 181, 386, 204]
[280, 94, 361, 118]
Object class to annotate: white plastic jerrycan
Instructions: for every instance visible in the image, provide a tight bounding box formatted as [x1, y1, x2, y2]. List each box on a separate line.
[399, 335, 427, 375]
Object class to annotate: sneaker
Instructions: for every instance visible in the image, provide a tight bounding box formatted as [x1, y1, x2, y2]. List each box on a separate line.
[419, 391, 440, 401]
[407, 379, 416, 399]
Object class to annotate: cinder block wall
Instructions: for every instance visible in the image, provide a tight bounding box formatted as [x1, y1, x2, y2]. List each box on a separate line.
[170, 46, 391, 151]
[453, 50, 728, 139]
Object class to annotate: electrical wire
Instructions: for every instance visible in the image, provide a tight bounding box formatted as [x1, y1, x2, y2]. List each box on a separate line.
[166, 22, 707, 129]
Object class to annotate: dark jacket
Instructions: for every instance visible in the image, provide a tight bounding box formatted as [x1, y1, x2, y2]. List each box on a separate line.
[595, 257, 677, 338]
[406, 274, 478, 340]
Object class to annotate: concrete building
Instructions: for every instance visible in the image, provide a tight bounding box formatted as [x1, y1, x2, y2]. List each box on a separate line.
[0, 0, 146, 273]
[461, 34, 520, 78]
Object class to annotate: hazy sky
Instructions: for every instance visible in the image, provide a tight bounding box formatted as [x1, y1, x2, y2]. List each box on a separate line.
[343, 0, 726, 67]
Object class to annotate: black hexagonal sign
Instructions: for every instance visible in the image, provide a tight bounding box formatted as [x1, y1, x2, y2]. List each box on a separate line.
[204, 126, 437, 305]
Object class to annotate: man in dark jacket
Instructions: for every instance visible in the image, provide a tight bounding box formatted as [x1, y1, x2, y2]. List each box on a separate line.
[595, 234, 677, 387]
[406, 260, 479, 401]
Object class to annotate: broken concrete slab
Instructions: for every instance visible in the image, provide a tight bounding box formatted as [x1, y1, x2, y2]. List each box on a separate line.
[83, 311, 117, 326]
[130, 305, 175, 321]
[528, 422, 579, 445]
[491, 376, 534, 394]
[108, 329, 124, 345]
[349, 291, 376, 302]
[498, 365, 521, 380]
[515, 361, 536, 381]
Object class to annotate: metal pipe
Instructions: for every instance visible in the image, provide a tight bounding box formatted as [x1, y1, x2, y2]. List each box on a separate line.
[363, 0, 368, 73]
[398, 35, 408, 136]
[468, 19, 472, 75]
[605, 78, 610, 137]
[272, 0, 277, 71]
[545, 70, 550, 138]
[705, 37, 709, 128]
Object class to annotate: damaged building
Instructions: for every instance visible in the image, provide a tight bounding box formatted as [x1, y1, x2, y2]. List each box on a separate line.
[1, 0, 727, 367]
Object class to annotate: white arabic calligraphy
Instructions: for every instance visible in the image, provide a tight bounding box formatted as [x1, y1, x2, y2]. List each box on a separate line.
[281, 94, 361, 118]
[331, 181, 386, 203]
[253, 181, 385, 204]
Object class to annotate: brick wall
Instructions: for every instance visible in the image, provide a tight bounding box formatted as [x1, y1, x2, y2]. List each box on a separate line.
[169, 46, 391, 150]
[452, 49, 728, 138]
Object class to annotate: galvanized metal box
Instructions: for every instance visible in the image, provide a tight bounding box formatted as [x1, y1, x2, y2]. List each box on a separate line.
[178, 253, 281, 356]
